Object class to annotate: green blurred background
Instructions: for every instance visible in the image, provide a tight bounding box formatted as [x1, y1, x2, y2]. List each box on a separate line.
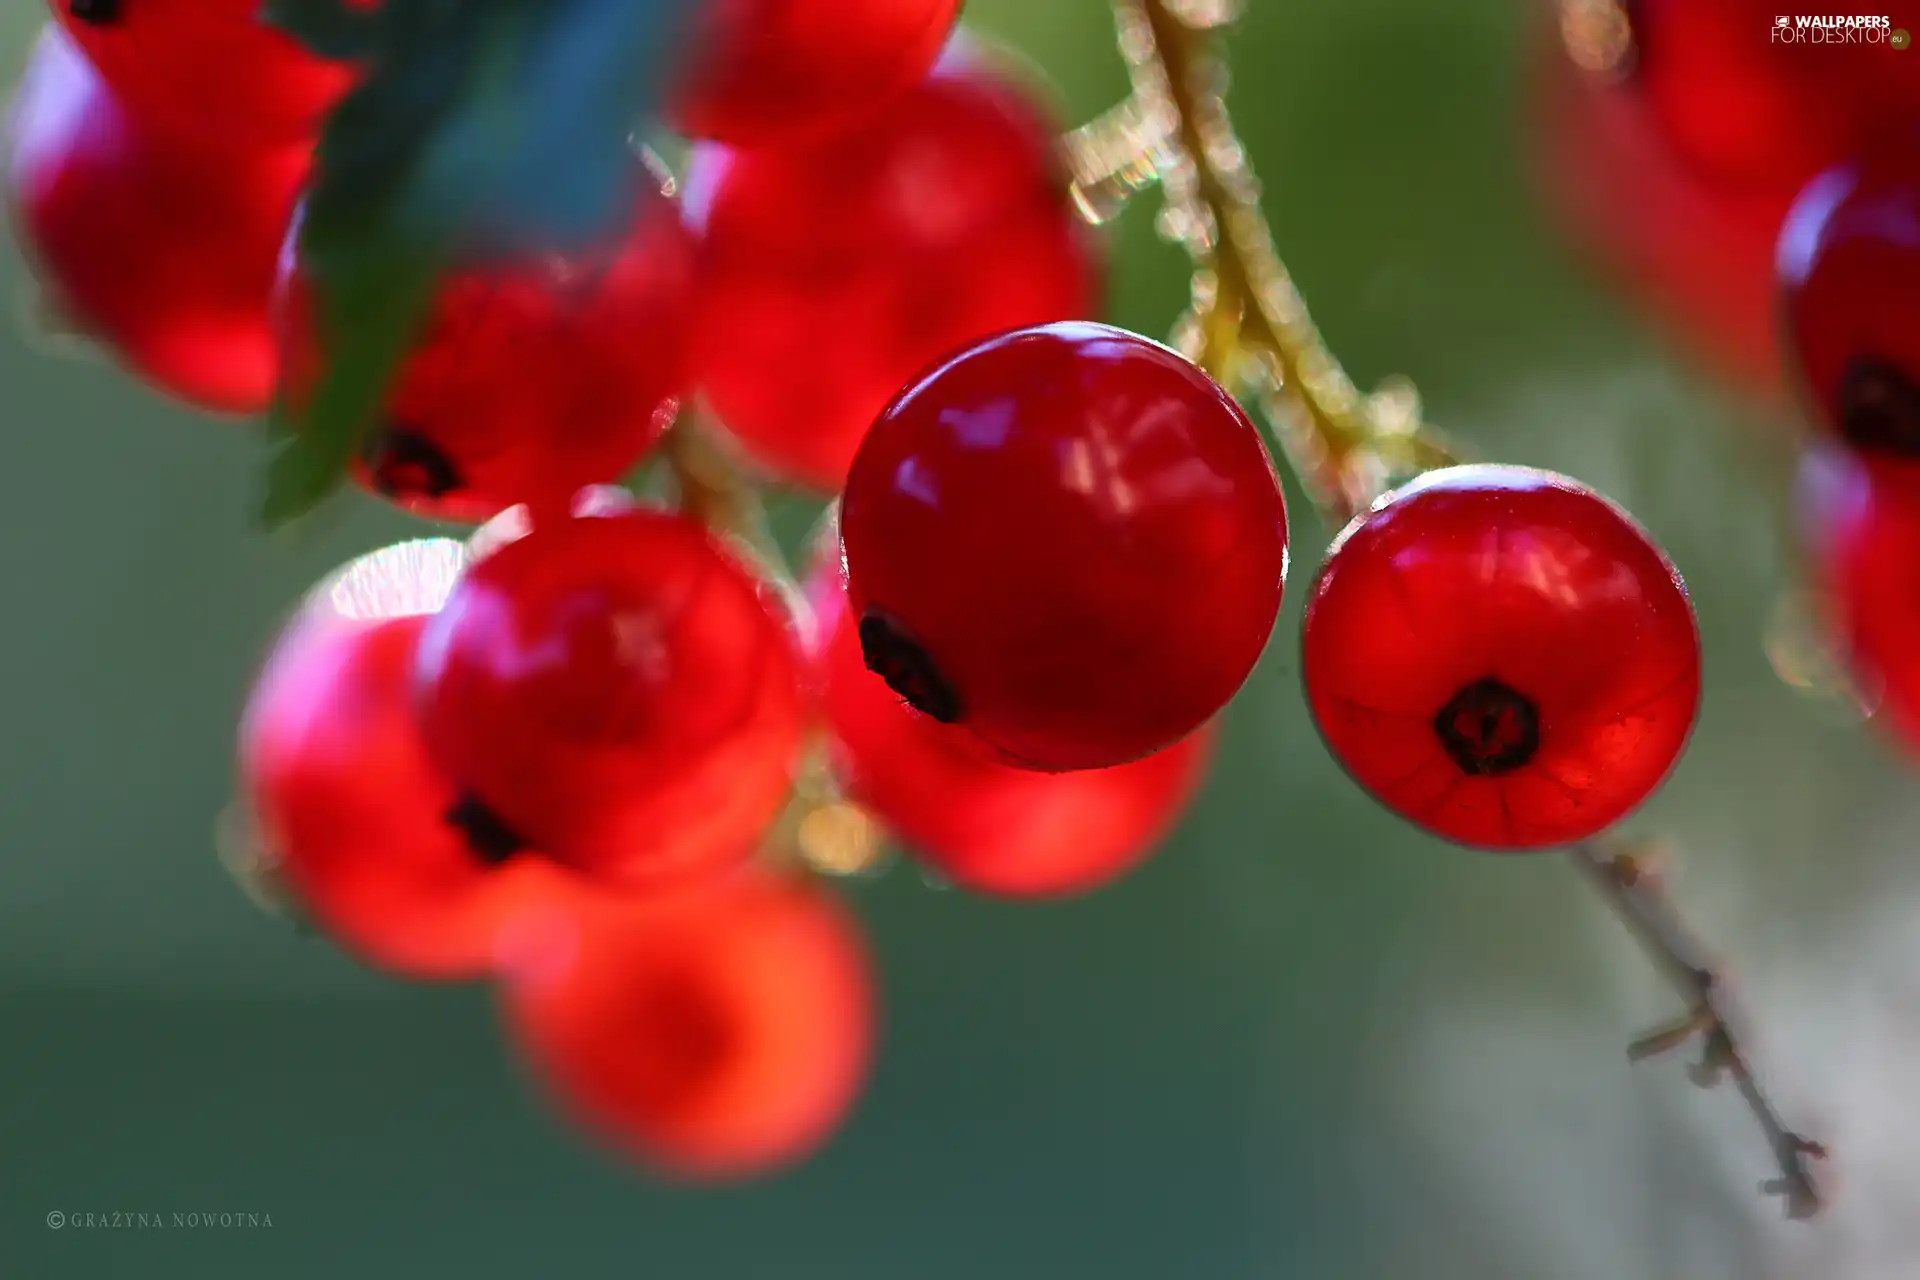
[4, 0, 1914, 1275]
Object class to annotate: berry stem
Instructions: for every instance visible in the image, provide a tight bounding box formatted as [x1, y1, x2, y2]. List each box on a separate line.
[1567, 840, 1828, 1218]
[1091, 0, 1459, 523]
[661, 412, 811, 631]
[1103, 0, 1827, 1214]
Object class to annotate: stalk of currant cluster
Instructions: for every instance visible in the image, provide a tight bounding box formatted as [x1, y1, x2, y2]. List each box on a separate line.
[1070, 0, 1828, 1218]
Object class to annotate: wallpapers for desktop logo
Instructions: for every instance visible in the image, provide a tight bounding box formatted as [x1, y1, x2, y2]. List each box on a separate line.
[1770, 14, 1909, 43]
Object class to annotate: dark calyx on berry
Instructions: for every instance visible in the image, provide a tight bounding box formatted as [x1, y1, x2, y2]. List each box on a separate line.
[67, 0, 121, 23]
[1433, 677, 1541, 776]
[1838, 359, 1920, 456]
[365, 426, 462, 499]
[858, 610, 961, 724]
[445, 793, 528, 866]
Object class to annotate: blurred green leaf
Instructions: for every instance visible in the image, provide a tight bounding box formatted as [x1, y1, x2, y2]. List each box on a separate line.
[262, 0, 697, 528]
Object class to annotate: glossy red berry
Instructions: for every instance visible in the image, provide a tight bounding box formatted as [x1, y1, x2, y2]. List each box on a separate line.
[498, 874, 875, 1181]
[1778, 137, 1920, 456]
[240, 543, 581, 980]
[415, 509, 804, 886]
[1302, 465, 1701, 850]
[669, 0, 961, 146]
[276, 170, 696, 524]
[809, 561, 1214, 897]
[1532, 25, 1791, 391]
[839, 321, 1287, 773]
[685, 44, 1102, 490]
[1799, 447, 1920, 752]
[53, 0, 359, 154]
[7, 27, 305, 412]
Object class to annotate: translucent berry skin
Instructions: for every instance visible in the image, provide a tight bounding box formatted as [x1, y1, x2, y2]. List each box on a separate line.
[685, 46, 1102, 490]
[241, 610, 580, 980]
[1778, 140, 1920, 457]
[1532, 27, 1790, 392]
[415, 510, 804, 886]
[809, 563, 1214, 897]
[840, 321, 1287, 773]
[53, 0, 358, 154]
[6, 28, 304, 412]
[498, 874, 875, 1182]
[669, 0, 960, 146]
[276, 178, 696, 524]
[1302, 465, 1700, 851]
[1800, 448, 1920, 752]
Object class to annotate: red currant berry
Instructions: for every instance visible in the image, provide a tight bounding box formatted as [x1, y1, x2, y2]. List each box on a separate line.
[1533, 25, 1791, 391]
[839, 321, 1287, 773]
[1627, 0, 1837, 191]
[498, 873, 874, 1181]
[1622, 0, 1911, 193]
[669, 0, 961, 146]
[415, 509, 805, 885]
[276, 170, 696, 524]
[1779, 137, 1920, 456]
[1302, 465, 1701, 850]
[53, 0, 359, 154]
[684, 44, 1102, 490]
[809, 561, 1214, 897]
[1799, 447, 1920, 752]
[240, 544, 581, 980]
[7, 27, 305, 412]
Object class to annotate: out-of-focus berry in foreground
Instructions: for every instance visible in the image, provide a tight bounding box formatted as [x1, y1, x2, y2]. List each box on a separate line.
[275, 163, 697, 524]
[414, 509, 806, 888]
[498, 873, 875, 1182]
[684, 41, 1103, 490]
[7, 27, 305, 412]
[239, 541, 583, 979]
[669, 0, 961, 146]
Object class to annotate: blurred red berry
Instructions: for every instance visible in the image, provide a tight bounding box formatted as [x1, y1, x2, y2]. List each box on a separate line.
[1779, 137, 1920, 456]
[499, 874, 875, 1181]
[275, 168, 696, 524]
[1302, 465, 1700, 851]
[684, 44, 1102, 490]
[1532, 22, 1792, 392]
[53, 0, 360, 154]
[1624, 0, 1894, 193]
[1800, 447, 1920, 752]
[808, 561, 1214, 897]
[669, 0, 960, 146]
[241, 551, 582, 980]
[415, 509, 804, 886]
[7, 27, 304, 412]
[840, 322, 1287, 773]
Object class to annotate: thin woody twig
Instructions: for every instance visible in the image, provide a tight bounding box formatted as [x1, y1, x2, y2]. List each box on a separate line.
[1106, 0, 1827, 1217]
[1569, 842, 1828, 1218]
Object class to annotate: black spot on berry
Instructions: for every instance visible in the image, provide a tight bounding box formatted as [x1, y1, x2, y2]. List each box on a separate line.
[859, 610, 961, 724]
[1838, 359, 1920, 457]
[364, 425, 462, 499]
[1434, 677, 1541, 776]
[445, 793, 527, 866]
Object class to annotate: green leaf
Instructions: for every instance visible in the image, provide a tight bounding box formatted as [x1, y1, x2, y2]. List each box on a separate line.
[261, 0, 697, 529]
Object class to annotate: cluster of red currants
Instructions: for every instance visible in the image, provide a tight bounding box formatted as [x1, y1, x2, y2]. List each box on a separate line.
[1543, 0, 1920, 761]
[6, 0, 1718, 1179]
